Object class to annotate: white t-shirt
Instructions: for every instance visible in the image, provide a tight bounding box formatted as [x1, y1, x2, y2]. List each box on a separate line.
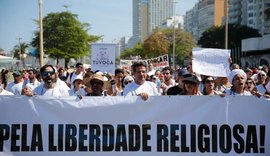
[123, 81, 159, 96]
[34, 84, 70, 96]
[6, 81, 24, 95]
[0, 88, 14, 95]
[25, 79, 41, 91]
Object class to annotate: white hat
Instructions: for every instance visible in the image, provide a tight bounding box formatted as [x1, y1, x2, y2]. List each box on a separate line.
[123, 76, 134, 86]
[228, 69, 247, 84]
[72, 75, 83, 83]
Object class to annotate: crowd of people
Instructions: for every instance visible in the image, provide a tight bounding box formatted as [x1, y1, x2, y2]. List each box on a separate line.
[0, 61, 270, 100]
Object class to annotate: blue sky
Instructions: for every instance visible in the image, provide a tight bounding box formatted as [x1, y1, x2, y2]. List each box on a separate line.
[0, 0, 198, 53]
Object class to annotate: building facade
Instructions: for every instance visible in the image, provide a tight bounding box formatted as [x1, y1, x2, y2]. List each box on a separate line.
[131, 0, 173, 47]
[184, 0, 225, 41]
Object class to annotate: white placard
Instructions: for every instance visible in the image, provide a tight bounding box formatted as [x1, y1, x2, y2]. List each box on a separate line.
[192, 48, 231, 77]
[91, 43, 116, 73]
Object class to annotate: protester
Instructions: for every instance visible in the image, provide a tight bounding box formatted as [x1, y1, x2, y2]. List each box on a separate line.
[68, 75, 85, 96]
[179, 74, 202, 95]
[123, 75, 134, 88]
[111, 68, 124, 96]
[86, 74, 107, 96]
[160, 67, 176, 95]
[245, 77, 256, 94]
[256, 70, 267, 94]
[22, 65, 69, 96]
[25, 69, 41, 91]
[167, 68, 189, 95]
[0, 75, 14, 95]
[225, 69, 251, 96]
[201, 76, 221, 95]
[6, 71, 24, 95]
[123, 62, 159, 100]
[147, 63, 156, 76]
[66, 62, 84, 88]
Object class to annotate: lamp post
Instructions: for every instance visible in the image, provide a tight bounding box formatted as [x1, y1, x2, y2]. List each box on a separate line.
[16, 37, 22, 67]
[225, 0, 228, 49]
[172, 1, 177, 70]
[39, 0, 44, 67]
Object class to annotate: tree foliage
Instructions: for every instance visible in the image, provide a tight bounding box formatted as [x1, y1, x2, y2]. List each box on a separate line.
[121, 28, 195, 65]
[198, 24, 261, 49]
[13, 42, 29, 66]
[31, 11, 100, 66]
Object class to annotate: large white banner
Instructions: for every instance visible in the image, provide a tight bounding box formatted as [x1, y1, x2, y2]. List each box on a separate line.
[91, 43, 116, 73]
[0, 96, 269, 156]
[192, 48, 231, 77]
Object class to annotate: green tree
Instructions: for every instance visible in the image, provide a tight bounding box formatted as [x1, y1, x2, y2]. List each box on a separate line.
[121, 28, 195, 66]
[198, 24, 261, 49]
[13, 42, 29, 67]
[31, 11, 100, 67]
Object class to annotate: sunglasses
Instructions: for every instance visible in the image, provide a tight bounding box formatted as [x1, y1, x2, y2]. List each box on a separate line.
[184, 81, 196, 85]
[258, 74, 266, 77]
[205, 80, 214, 84]
[245, 81, 253, 85]
[42, 71, 55, 77]
[124, 80, 133, 85]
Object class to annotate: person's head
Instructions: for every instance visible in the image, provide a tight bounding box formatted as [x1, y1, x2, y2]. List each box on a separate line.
[73, 75, 84, 90]
[230, 64, 240, 70]
[131, 62, 147, 85]
[40, 65, 57, 87]
[28, 69, 38, 80]
[229, 69, 247, 91]
[162, 67, 173, 81]
[245, 77, 255, 92]
[89, 74, 104, 96]
[75, 62, 84, 73]
[262, 65, 269, 74]
[182, 74, 199, 95]
[12, 71, 23, 83]
[114, 68, 124, 84]
[177, 68, 189, 84]
[245, 68, 253, 78]
[257, 71, 267, 84]
[202, 76, 215, 93]
[148, 63, 154, 71]
[123, 75, 134, 87]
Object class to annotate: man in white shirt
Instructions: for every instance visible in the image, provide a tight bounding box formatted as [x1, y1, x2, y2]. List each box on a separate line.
[22, 65, 69, 96]
[66, 62, 84, 88]
[123, 62, 159, 100]
[25, 69, 41, 91]
[6, 71, 24, 95]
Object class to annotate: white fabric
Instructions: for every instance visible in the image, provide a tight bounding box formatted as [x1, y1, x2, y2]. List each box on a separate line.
[0, 88, 14, 95]
[68, 88, 87, 96]
[0, 96, 269, 155]
[256, 84, 267, 94]
[228, 69, 247, 84]
[25, 79, 41, 91]
[33, 83, 69, 96]
[225, 88, 252, 96]
[66, 72, 84, 89]
[6, 81, 23, 95]
[123, 81, 159, 96]
[192, 48, 231, 77]
[266, 81, 270, 93]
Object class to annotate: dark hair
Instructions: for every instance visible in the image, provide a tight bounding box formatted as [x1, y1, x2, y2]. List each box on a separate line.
[28, 69, 38, 75]
[131, 62, 147, 73]
[115, 68, 124, 76]
[40, 65, 55, 74]
[75, 62, 83, 67]
[162, 66, 173, 74]
[202, 76, 214, 84]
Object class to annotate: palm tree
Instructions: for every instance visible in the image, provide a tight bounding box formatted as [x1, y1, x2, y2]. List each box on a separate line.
[13, 42, 29, 67]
